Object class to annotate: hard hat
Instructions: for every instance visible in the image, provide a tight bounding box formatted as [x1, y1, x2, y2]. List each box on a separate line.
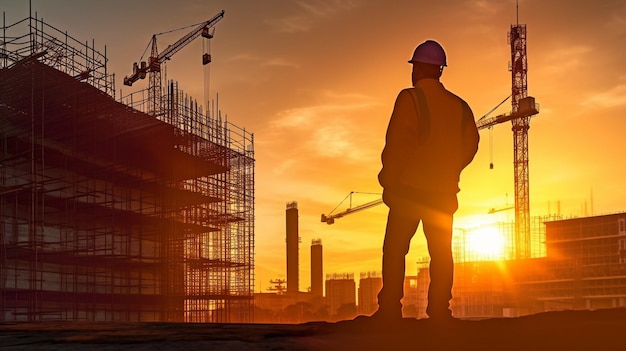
[408, 40, 447, 66]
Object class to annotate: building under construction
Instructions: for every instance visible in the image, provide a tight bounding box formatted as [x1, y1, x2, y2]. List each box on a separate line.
[0, 15, 254, 322]
[414, 213, 626, 319]
[516, 212, 626, 313]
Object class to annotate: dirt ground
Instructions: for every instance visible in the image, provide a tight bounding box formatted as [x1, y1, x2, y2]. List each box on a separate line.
[1, 308, 625, 351]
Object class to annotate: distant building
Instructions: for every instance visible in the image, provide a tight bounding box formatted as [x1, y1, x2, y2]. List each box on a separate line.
[357, 272, 381, 316]
[325, 273, 356, 320]
[254, 292, 311, 324]
[355, 273, 421, 318]
[451, 261, 516, 318]
[417, 213, 626, 319]
[255, 292, 299, 314]
[402, 275, 420, 318]
[516, 213, 626, 313]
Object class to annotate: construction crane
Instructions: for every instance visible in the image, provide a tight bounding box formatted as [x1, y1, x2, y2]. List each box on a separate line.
[487, 194, 514, 214]
[321, 192, 383, 225]
[123, 10, 225, 116]
[488, 206, 515, 214]
[475, 17, 539, 260]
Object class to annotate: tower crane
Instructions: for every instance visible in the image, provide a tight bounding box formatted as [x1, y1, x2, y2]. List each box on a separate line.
[123, 10, 225, 116]
[476, 18, 539, 260]
[321, 192, 383, 225]
[488, 206, 515, 214]
[487, 194, 514, 214]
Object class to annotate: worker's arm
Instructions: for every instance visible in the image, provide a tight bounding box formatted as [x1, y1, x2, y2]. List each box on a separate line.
[378, 89, 418, 189]
[459, 100, 480, 170]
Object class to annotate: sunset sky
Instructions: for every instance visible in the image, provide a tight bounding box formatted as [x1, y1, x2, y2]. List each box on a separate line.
[2, 0, 625, 293]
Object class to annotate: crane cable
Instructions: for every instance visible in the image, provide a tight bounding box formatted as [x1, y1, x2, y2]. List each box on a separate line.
[477, 94, 511, 170]
[203, 33, 211, 108]
[489, 127, 494, 169]
[476, 94, 511, 124]
[138, 38, 153, 62]
[326, 191, 382, 216]
[137, 20, 215, 62]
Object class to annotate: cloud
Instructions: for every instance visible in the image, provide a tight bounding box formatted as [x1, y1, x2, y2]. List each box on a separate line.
[540, 45, 591, 75]
[266, 15, 314, 33]
[265, 0, 361, 33]
[270, 102, 377, 162]
[465, 0, 505, 18]
[227, 53, 255, 62]
[261, 57, 300, 69]
[297, 0, 360, 18]
[582, 83, 626, 108]
[604, 9, 626, 34]
[271, 98, 377, 130]
[227, 54, 299, 69]
[260, 91, 382, 178]
[309, 121, 367, 161]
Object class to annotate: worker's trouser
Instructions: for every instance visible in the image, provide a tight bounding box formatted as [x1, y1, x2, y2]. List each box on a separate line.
[377, 204, 454, 318]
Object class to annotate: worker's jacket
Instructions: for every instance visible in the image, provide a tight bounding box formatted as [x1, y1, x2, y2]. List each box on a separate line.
[378, 79, 479, 212]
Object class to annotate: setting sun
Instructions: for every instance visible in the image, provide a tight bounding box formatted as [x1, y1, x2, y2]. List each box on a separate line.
[464, 226, 508, 261]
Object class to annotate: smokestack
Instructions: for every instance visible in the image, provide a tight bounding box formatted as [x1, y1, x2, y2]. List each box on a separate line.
[311, 239, 323, 297]
[286, 201, 299, 295]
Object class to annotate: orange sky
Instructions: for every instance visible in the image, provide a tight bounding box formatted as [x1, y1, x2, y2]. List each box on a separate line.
[2, 0, 626, 293]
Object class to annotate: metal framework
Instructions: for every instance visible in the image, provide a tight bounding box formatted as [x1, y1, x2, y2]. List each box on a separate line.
[516, 213, 626, 313]
[509, 23, 531, 260]
[416, 213, 626, 319]
[123, 10, 225, 118]
[0, 15, 254, 322]
[452, 215, 555, 264]
[475, 23, 538, 260]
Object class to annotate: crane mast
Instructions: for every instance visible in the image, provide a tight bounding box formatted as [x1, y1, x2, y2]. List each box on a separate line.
[510, 23, 531, 260]
[124, 10, 225, 118]
[476, 21, 538, 260]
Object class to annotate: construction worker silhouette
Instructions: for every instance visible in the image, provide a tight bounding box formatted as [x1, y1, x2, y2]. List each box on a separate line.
[374, 40, 479, 322]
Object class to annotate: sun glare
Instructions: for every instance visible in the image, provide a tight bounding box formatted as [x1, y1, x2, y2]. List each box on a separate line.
[465, 226, 507, 261]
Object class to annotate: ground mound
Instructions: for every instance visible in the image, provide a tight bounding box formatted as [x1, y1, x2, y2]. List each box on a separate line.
[1, 308, 624, 350]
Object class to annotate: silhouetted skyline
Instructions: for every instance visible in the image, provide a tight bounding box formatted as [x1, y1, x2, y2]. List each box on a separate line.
[2, 0, 625, 293]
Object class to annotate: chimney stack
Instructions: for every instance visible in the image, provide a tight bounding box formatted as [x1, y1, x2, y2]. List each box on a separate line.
[286, 201, 299, 295]
[311, 239, 323, 297]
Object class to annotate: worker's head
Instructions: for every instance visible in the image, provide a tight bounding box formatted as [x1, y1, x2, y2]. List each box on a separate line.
[409, 40, 446, 85]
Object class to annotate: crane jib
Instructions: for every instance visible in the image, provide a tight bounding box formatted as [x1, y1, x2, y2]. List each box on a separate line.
[123, 10, 225, 87]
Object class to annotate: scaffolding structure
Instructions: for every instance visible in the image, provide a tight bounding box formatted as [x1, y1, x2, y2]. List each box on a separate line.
[453, 215, 558, 264]
[0, 15, 254, 322]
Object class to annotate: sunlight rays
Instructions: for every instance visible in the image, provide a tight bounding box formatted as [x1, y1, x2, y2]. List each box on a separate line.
[455, 225, 514, 262]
